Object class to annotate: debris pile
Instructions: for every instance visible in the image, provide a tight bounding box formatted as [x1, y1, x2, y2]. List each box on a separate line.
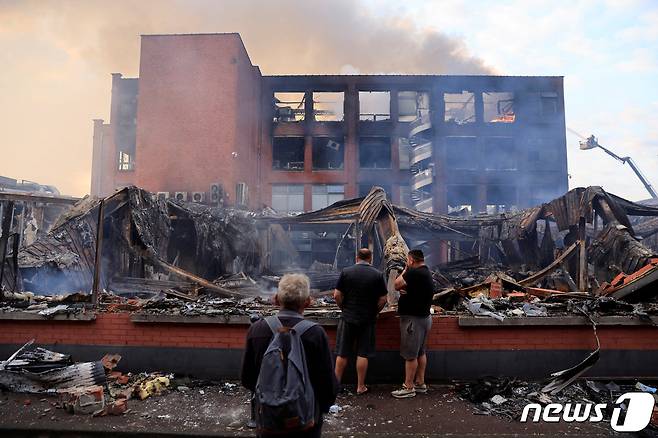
[458, 376, 658, 431]
[0, 341, 181, 417]
[0, 340, 106, 394]
[1, 185, 658, 323]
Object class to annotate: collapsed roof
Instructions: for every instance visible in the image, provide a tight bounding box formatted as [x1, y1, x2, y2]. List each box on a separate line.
[7, 185, 658, 302]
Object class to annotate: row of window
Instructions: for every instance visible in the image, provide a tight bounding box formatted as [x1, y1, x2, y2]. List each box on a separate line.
[272, 137, 392, 170]
[272, 184, 397, 213]
[273, 182, 555, 214]
[274, 136, 562, 171]
[272, 184, 345, 214]
[273, 91, 559, 124]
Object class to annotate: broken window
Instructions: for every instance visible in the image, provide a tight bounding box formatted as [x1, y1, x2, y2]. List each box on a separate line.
[118, 151, 134, 171]
[273, 92, 305, 122]
[446, 136, 478, 170]
[358, 184, 391, 200]
[312, 137, 344, 170]
[444, 91, 475, 124]
[312, 184, 344, 210]
[312, 92, 344, 122]
[272, 184, 304, 214]
[398, 91, 430, 122]
[272, 137, 305, 170]
[486, 185, 517, 213]
[483, 92, 515, 123]
[540, 92, 558, 116]
[359, 137, 391, 169]
[447, 185, 477, 214]
[359, 91, 390, 121]
[484, 137, 516, 170]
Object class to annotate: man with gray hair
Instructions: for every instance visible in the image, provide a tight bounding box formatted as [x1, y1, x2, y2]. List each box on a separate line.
[241, 273, 338, 437]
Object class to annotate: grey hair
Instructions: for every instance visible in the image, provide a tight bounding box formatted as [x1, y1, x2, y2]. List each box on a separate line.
[277, 273, 310, 309]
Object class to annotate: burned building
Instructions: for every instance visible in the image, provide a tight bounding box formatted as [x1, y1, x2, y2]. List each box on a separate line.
[92, 33, 567, 213]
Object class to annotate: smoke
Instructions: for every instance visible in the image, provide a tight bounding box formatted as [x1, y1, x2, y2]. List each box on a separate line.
[0, 0, 494, 196]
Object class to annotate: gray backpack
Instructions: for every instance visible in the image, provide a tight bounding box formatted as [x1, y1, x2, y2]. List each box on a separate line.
[255, 316, 318, 434]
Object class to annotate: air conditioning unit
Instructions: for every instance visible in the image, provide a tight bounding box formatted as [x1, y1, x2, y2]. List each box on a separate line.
[191, 192, 206, 203]
[174, 192, 188, 202]
[156, 192, 169, 201]
[325, 139, 341, 151]
[236, 182, 248, 206]
[209, 183, 223, 205]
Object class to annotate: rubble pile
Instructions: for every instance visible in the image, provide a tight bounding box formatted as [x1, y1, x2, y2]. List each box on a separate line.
[0, 342, 186, 417]
[0, 291, 90, 317]
[2, 184, 658, 322]
[458, 376, 658, 432]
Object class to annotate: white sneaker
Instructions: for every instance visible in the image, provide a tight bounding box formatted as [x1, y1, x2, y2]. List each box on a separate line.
[414, 383, 428, 394]
[391, 385, 416, 398]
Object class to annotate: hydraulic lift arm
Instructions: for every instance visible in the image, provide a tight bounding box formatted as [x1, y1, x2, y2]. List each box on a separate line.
[580, 135, 658, 199]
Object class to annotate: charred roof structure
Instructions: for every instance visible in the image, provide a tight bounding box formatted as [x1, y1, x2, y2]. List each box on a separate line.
[4, 185, 658, 307]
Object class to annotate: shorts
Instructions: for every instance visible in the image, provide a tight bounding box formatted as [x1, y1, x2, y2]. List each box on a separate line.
[335, 319, 376, 358]
[399, 315, 432, 360]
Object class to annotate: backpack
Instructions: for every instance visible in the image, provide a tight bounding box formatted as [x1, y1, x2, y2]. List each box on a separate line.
[254, 316, 318, 434]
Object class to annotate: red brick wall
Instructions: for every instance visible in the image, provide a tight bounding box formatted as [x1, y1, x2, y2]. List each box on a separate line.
[1, 313, 657, 352]
[134, 34, 261, 206]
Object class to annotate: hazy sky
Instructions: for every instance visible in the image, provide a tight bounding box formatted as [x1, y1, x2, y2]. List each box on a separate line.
[1, 0, 657, 201]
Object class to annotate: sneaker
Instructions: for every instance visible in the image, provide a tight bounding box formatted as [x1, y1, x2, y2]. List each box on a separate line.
[391, 385, 416, 399]
[414, 383, 428, 394]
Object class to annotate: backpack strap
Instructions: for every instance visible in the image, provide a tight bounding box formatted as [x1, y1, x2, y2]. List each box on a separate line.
[291, 319, 317, 337]
[264, 316, 283, 334]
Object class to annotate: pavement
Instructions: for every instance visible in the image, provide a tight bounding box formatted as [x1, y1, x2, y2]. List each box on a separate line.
[0, 383, 647, 437]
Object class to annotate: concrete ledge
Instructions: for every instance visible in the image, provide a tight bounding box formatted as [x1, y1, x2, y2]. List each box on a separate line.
[0, 311, 96, 321]
[131, 313, 339, 326]
[458, 315, 658, 327]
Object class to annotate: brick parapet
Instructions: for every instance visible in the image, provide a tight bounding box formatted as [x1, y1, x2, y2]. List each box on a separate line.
[1, 313, 657, 352]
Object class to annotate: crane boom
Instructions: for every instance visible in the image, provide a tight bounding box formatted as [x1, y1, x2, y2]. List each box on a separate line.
[579, 135, 658, 199]
[624, 157, 658, 199]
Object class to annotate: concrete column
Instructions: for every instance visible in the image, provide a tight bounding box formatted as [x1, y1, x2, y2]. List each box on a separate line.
[304, 136, 313, 173]
[476, 184, 487, 213]
[304, 184, 312, 212]
[344, 84, 359, 198]
[474, 90, 484, 125]
[430, 88, 447, 215]
[304, 90, 313, 125]
[390, 90, 400, 174]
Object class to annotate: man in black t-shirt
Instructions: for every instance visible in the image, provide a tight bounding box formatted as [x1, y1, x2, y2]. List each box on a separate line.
[333, 248, 388, 395]
[391, 249, 434, 399]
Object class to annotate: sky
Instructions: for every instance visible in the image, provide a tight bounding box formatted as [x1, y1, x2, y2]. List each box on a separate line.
[1, 0, 657, 201]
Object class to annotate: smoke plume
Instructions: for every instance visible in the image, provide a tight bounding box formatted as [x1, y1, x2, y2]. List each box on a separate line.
[0, 0, 494, 196]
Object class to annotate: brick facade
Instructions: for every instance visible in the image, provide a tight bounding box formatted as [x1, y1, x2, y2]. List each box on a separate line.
[92, 33, 568, 218]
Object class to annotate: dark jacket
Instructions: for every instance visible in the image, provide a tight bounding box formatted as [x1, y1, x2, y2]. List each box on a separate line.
[241, 309, 339, 414]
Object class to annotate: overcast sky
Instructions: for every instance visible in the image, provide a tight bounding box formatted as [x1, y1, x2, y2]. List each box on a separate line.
[1, 0, 657, 201]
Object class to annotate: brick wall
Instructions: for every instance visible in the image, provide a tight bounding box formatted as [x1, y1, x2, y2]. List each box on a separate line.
[1, 313, 657, 352]
[134, 34, 261, 206]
